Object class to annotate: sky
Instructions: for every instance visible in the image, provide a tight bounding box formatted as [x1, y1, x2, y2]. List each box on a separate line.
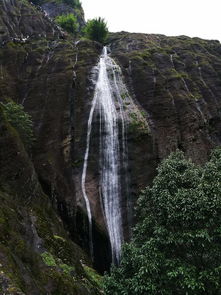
[80, 0, 221, 41]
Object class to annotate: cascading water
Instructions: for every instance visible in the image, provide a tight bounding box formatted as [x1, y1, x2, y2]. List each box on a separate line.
[81, 46, 130, 263]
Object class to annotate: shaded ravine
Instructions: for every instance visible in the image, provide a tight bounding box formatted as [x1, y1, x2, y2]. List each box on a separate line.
[81, 47, 130, 263]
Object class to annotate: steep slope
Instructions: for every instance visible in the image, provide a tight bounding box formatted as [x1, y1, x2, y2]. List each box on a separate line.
[0, 0, 63, 42]
[1, 0, 111, 274]
[109, 32, 221, 163]
[0, 105, 101, 294]
[40, 0, 85, 29]
[0, 0, 103, 293]
[107, 32, 221, 219]
[74, 32, 221, 248]
[0, 0, 110, 274]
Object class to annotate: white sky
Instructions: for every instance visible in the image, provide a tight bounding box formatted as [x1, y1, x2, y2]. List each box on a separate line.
[80, 0, 221, 41]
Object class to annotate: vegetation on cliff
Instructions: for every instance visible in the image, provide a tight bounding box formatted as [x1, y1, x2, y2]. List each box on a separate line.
[55, 13, 79, 35]
[84, 17, 108, 44]
[1, 101, 34, 150]
[104, 148, 221, 294]
[0, 102, 102, 294]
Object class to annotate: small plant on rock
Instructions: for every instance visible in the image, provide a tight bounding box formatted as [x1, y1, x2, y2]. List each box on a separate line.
[55, 13, 79, 36]
[83, 17, 108, 44]
[1, 101, 34, 150]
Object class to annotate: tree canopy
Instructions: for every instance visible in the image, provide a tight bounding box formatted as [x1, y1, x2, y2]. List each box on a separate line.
[84, 17, 108, 44]
[104, 149, 221, 295]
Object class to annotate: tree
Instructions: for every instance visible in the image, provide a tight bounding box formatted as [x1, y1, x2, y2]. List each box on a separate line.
[55, 14, 79, 35]
[1, 101, 34, 150]
[84, 17, 108, 44]
[104, 149, 221, 295]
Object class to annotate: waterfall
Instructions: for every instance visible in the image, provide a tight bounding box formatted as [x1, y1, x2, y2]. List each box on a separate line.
[81, 94, 97, 259]
[81, 46, 128, 263]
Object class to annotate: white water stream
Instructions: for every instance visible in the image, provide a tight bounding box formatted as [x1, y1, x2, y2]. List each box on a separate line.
[81, 47, 128, 263]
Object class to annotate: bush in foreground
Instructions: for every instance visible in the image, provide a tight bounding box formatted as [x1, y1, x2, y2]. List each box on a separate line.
[104, 149, 221, 294]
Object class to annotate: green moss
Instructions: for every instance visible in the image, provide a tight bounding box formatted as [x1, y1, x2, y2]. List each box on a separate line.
[41, 251, 76, 276]
[168, 68, 189, 80]
[41, 252, 57, 267]
[121, 92, 128, 100]
[83, 265, 103, 289]
[1, 101, 34, 150]
[46, 269, 78, 295]
[59, 263, 75, 275]
[128, 112, 149, 138]
[54, 235, 66, 242]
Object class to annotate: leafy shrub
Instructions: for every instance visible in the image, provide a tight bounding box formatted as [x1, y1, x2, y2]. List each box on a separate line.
[83, 17, 108, 44]
[104, 149, 221, 294]
[55, 13, 79, 35]
[2, 101, 34, 150]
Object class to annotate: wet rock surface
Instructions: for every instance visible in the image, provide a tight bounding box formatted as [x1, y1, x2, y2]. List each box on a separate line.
[109, 32, 221, 164]
[105, 31, 221, 235]
[41, 1, 85, 29]
[0, 0, 64, 43]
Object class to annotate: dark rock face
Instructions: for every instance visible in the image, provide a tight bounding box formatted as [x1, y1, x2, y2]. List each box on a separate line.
[41, 1, 85, 29]
[105, 32, 221, 234]
[0, 0, 110, 275]
[109, 33, 221, 232]
[0, 0, 104, 291]
[0, 106, 101, 294]
[0, 0, 63, 43]
[109, 32, 221, 165]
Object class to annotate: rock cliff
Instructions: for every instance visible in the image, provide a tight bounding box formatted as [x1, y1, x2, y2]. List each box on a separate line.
[0, 104, 102, 294]
[0, 0, 102, 293]
[108, 32, 221, 227]
[0, 0, 221, 291]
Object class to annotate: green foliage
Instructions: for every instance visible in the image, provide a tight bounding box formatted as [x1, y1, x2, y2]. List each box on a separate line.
[55, 13, 79, 35]
[83, 17, 108, 44]
[1, 101, 34, 150]
[41, 251, 75, 275]
[128, 112, 149, 137]
[104, 149, 221, 294]
[83, 265, 103, 289]
[59, 263, 75, 275]
[41, 252, 57, 267]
